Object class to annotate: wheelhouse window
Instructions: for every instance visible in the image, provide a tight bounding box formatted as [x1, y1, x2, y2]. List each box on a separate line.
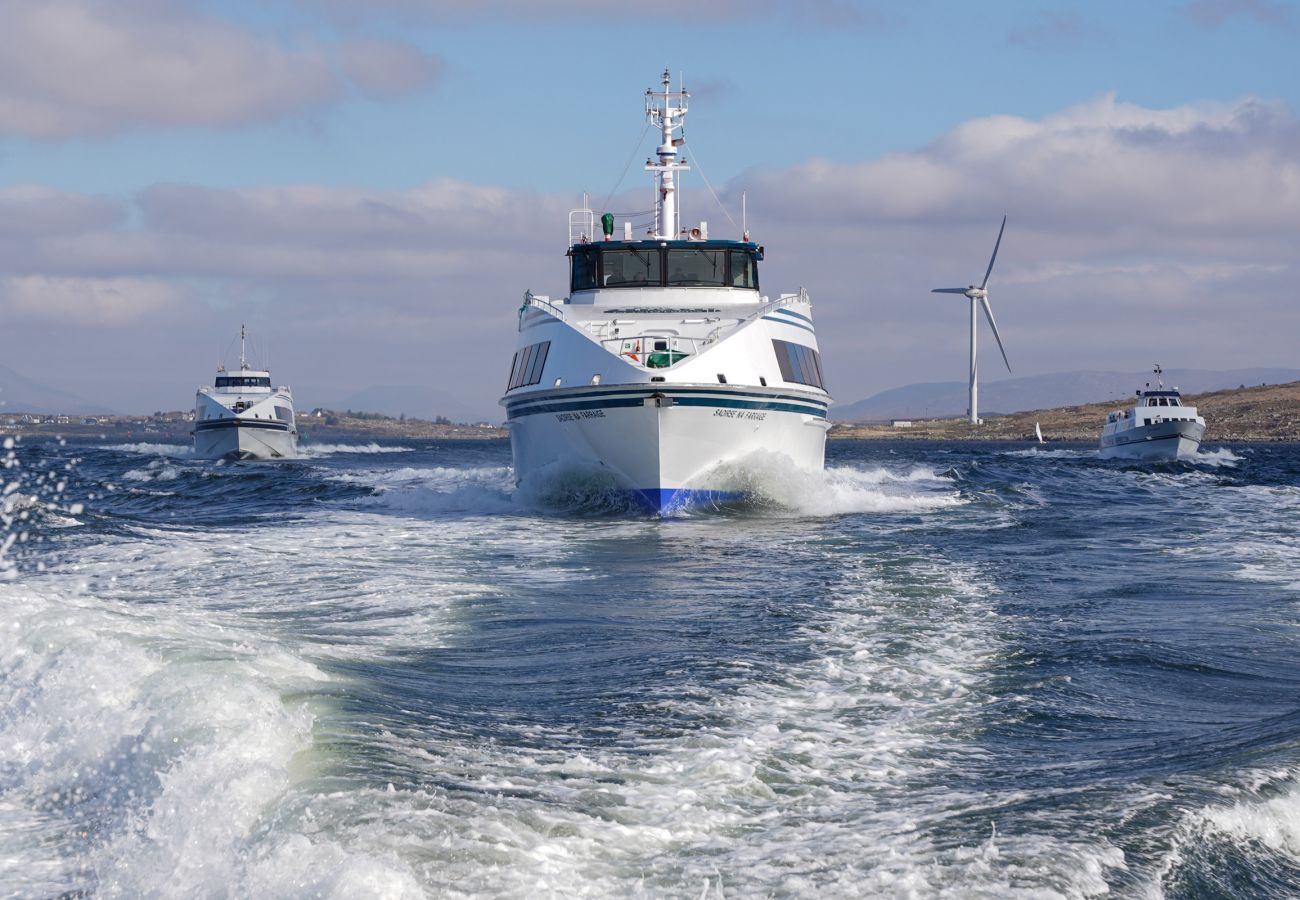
[666, 249, 726, 287]
[570, 244, 762, 292]
[772, 339, 826, 390]
[570, 247, 598, 291]
[601, 248, 658, 287]
[729, 250, 757, 289]
[215, 376, 271, 388]
[506, 340, 551, 391]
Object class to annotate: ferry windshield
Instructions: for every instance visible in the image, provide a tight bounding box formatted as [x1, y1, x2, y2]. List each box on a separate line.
[666, 249, 725, 286]
[602, 248, 658, 286]
[216, 376, 271, 388]
[569, 244, 760, 292]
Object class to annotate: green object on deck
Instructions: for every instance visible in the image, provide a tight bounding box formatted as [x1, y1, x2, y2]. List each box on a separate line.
[647, 351, 689, 369]
[601, 212, 615, 237]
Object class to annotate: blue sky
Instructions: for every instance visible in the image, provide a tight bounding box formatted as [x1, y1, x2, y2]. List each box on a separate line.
[1, 0, 1297, 418]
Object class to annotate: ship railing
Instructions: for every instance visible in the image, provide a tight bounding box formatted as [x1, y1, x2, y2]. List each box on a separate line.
[569, 207, 595, 246]
[736, 287, 810, 328]
[520, 290, 567, 323]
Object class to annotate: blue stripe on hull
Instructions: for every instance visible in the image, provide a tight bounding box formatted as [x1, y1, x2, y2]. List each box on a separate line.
[194, 419, 292, 433]
[505, 391, 828, 420]
[634, 488, 743, 514]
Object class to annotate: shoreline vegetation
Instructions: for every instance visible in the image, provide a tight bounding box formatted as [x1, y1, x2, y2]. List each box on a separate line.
[833, 379, 1300, 443]
[3, 380, 1298, 444]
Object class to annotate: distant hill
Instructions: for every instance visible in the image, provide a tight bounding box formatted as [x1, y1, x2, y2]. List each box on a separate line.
[0, 365, 118, 415]
[833, 368, 1300, 422]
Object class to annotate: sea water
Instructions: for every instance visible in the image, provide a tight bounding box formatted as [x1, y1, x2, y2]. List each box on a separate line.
[2, 436, 1299, 897]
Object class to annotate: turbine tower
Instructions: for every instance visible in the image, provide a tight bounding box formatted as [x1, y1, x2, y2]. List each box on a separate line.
[931, 216, 1012, 425]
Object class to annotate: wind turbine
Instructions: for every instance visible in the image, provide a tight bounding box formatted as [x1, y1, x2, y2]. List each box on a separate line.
[931, 215, 1012, 425]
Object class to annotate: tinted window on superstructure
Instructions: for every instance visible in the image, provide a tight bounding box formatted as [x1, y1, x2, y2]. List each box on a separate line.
[666, 249, 726, 287]
[601, 248, 658, 287]
[729, 250, 757, 289]
[771, 339, 826, 390]
[525, 341, 549, 385]
[570, 248, 598, 292]
[507, 341, 551, 391]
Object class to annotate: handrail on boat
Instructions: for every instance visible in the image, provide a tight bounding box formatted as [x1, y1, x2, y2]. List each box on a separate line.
[519, 289, 567, 324]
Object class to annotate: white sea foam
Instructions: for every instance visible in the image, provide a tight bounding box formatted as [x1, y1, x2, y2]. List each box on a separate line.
[277, 551, 1124, 897]
[1003, 447, 1095, 459]
[299, 443, 415, 457]
[105, 442, 193, 458]
[122, 460, 184, 482]
[0, 541, 436, 897]
[1191, 447, 1242, 468]
[1200, 779, 1300, 859]
[698, 454, 964, 517]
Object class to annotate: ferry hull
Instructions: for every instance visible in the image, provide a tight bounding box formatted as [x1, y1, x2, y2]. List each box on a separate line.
[193, 420, 298, 461]
[506, 386, 828, 512]
[1099, 419, 1205, 461]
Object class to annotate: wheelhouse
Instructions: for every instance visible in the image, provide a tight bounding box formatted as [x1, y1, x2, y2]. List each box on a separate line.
[1138, 390, 1183, 407]
[567, 240, 762, 293]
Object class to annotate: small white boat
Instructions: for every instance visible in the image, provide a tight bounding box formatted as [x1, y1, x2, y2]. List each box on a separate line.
[193, 326, 298, 460]
[1034, 421, 1044, 444]
[1099, 366, 1205, 460]
[500, 70, 830, 512]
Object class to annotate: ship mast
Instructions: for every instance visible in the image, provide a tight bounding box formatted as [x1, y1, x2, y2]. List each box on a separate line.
[240, 323, 248, 371]
[645, 68, 690, 239]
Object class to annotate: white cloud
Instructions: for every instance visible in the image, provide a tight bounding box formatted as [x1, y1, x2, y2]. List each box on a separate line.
[303, 0, 889, 26]
[0, 186, 123, 237]
[1, 95, 1297, 412]
[741, 94, 1300, 257]
[337, 39, 443, 98]
[0, 0, 442, 138]
[0, 276, 191, 325]
[1182, 0, 1295, 28]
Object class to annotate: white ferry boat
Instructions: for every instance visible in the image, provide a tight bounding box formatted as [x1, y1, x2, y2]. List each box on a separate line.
[193, 326, 298, 460]
[1099, 366, 1205, 460]
[500, 70, 831, 512]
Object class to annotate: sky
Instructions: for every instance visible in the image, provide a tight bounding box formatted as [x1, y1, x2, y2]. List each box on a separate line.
[0, 0, 1297, 419]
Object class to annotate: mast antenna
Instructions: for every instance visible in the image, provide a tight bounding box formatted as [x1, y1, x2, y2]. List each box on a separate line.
[644, 67, 689, 239]
[240, 324, 247, 371]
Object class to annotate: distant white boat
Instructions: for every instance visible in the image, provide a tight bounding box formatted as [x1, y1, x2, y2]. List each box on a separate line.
[193, 326, 298, 460]
[1034, 421, 1044, 444]
[1099, 365, 1205, 460]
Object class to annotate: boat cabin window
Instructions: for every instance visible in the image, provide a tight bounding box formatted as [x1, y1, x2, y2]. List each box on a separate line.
[729, 250, 756, 288]
[274, 406, 293, 422]
[570, 248, 598, 291]
[570, 244, 760, 292]
[506, 340, 551, 391]
[602, 248, 658, 286]
[666, 249, 726, 287]
[216, 376, 271, 388]
[772, 339, 826, 390]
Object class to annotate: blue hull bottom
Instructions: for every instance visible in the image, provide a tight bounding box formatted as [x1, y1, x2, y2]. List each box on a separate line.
[634, 488, 744, 514]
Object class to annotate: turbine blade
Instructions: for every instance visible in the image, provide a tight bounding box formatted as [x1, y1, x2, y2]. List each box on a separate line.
[931, 288, 968, 294]
[980, 296, 1011, 373]
[979, 214, 1007, 291]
